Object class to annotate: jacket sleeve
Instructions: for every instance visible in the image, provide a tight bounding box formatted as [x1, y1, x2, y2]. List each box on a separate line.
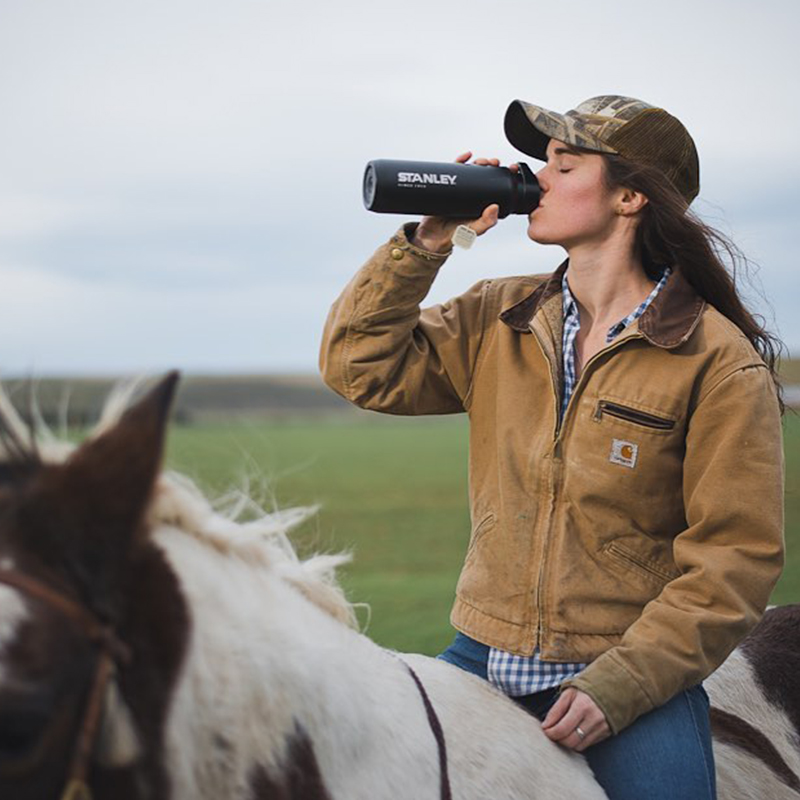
[561, 362, 785, 734]
[319, 224, 491, 415]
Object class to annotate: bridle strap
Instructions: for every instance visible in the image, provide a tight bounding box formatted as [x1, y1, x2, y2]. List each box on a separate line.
[0, 570, 129, 661]
[0, 569, 130, 800]
[61, 651, 115, 800]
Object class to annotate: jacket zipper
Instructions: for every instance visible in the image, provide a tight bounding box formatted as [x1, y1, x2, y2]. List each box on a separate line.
[557, 332, 644, 437]
[530, 329, 644, 650]
[593, 400, 675, 430]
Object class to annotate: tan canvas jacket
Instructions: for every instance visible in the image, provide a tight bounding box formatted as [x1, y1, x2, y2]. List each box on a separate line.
[319, 223, 785, 734]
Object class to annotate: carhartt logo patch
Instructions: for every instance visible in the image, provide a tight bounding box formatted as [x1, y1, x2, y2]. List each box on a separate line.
[610, 439, 638, 468]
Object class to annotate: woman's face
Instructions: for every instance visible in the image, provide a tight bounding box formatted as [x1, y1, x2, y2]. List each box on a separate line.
[527, 138, 620, 250]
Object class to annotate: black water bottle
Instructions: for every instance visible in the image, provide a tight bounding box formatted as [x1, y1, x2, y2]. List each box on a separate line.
[363, 159, 540, 219]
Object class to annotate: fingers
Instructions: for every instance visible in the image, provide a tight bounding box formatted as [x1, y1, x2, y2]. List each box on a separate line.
[566, 715, 610, 752]
[453, 153, 510, 169]
[542, 690, 587, 742]
[428, 152, 506, 243]
[542, 689, 611, 752]
[542, 687, 575, 730]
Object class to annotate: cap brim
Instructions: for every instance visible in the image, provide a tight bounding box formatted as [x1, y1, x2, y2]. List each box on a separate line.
[504, 99, 618, 160]
[504, 100, 571, 161]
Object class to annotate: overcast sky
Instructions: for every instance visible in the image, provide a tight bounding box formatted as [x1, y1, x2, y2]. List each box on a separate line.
[0, 0, 798, 376]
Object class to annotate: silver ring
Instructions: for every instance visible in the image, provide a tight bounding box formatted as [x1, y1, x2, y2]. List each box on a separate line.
[575, 726, 587, 740]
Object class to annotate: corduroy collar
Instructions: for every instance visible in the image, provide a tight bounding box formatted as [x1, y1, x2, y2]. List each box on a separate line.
[499, 260, 706, 349]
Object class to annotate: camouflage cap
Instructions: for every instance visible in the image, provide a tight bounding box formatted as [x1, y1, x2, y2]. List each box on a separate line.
[504, 95, 700, 204]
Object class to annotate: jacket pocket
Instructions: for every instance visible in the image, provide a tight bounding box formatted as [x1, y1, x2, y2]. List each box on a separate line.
[602, 541, 679, 584]
[465, 511, 495, 562]
[593, 400, 675, 431]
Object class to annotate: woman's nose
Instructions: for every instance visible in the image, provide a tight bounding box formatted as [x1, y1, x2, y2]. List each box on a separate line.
[535, 166, 549, 192]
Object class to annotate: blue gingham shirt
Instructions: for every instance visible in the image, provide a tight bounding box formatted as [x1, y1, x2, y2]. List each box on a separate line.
[487, 265, 672, 696]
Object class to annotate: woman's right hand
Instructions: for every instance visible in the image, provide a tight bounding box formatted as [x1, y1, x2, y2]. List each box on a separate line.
[411, 151, 516, 253]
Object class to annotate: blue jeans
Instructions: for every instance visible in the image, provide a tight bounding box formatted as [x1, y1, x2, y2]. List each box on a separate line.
[438, 632, 716, 800]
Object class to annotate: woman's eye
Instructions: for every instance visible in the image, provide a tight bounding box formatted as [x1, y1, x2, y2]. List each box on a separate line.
[559, 169, 572, 174]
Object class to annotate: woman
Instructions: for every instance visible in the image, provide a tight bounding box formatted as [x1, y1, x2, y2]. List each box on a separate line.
[319, 95, 785, 799]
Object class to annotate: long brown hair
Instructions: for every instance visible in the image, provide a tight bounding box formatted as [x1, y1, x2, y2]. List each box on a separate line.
[601, 154, 787, 415]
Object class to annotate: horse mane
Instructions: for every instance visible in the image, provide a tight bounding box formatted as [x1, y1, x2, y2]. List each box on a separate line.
[0, 379, 358, 630]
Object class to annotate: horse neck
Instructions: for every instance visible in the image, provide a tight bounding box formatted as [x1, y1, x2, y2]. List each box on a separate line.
[154, 525, 376, 799]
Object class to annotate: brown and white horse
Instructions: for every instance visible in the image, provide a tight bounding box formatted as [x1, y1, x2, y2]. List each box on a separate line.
[706, 607, 800, 798]
[0, 374, 796, 799]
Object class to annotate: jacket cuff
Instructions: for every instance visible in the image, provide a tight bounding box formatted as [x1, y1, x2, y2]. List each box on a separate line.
[393, 222, 454, 262]
[560, 650, 654, 735]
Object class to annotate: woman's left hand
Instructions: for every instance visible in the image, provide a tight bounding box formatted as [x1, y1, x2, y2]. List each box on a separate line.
[541, 688, 611, 752]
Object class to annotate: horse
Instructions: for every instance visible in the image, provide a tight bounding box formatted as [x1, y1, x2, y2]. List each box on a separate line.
[705, 606, 800, 798]
[0, 373, 797, 800]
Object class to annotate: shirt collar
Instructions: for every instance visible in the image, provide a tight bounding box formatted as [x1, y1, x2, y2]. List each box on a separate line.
[500, 261, 705, 349]
[561, 267, 671, 342]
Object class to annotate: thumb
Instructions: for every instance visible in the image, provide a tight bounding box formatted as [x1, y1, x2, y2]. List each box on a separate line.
[472, 204, 500, 236]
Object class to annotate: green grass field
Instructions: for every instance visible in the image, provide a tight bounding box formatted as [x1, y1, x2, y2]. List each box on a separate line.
[165, 412, 800, 656]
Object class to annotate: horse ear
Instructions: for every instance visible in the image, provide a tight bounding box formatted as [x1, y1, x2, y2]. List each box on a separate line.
[58, 371, 179, 563]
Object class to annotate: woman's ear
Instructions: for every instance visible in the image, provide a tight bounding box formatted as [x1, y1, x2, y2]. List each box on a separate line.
[616, 187, 649, 217]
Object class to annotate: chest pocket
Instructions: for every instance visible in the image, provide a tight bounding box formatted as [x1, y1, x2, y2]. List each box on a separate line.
[593, 399, 676, 431]
[573, 395, 685, 532]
